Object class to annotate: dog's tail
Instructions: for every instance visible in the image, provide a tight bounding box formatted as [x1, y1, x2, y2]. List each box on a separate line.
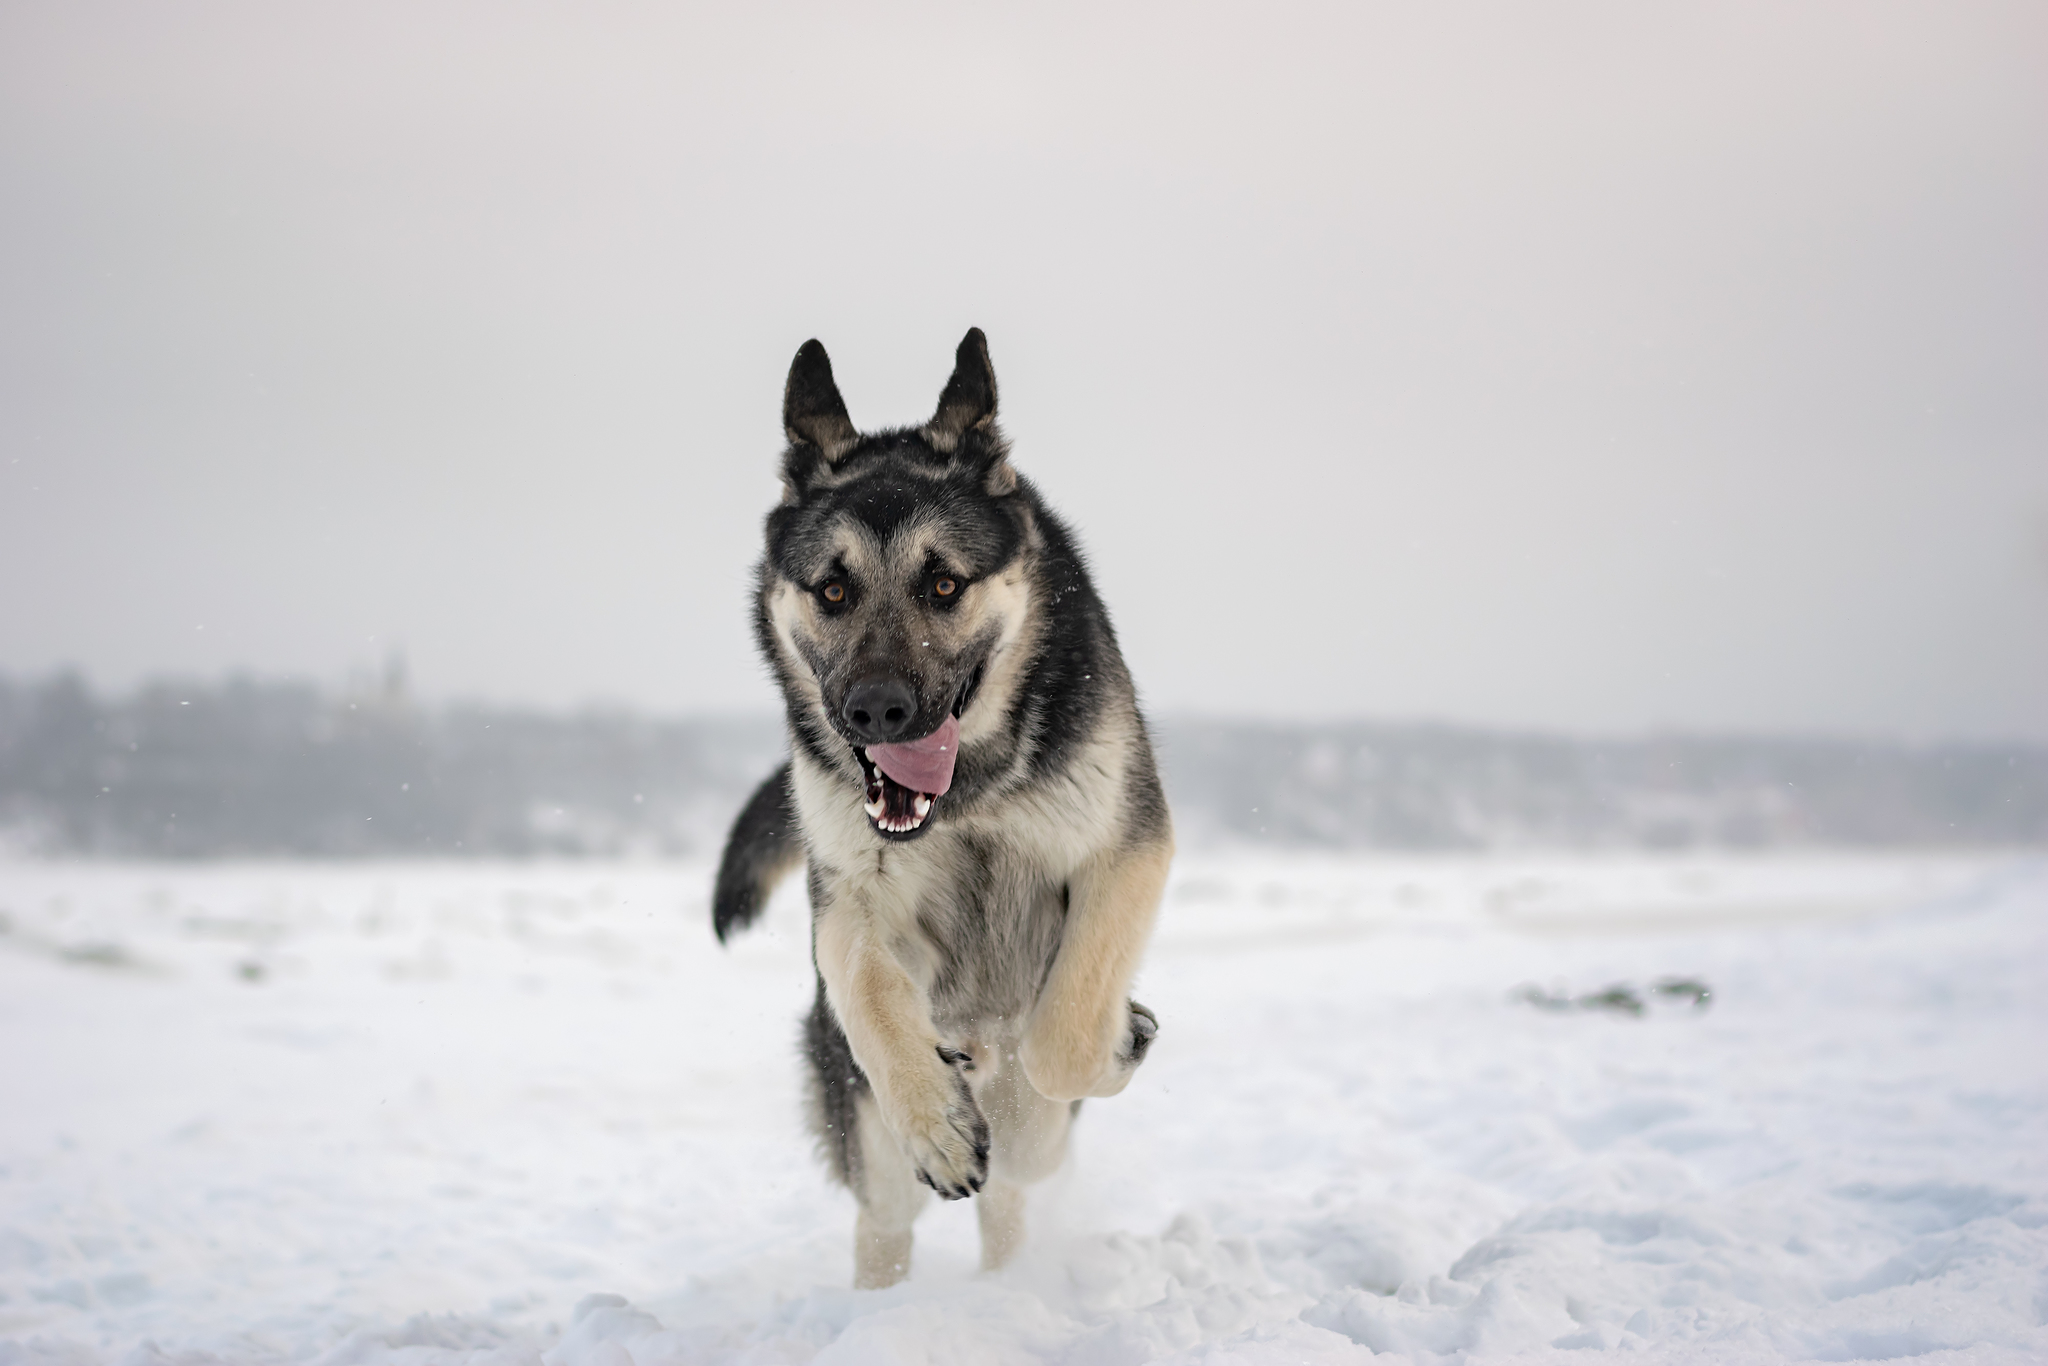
[712, 762, 804, 943]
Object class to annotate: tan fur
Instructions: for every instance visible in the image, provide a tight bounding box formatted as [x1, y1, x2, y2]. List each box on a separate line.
[753, 340, 1169, 1286]
[951, 559, 1041, 750]
[785, 530, 1166, 1150]
[844, 1014, 1084, 1285]
[784, 427, 858, 465]
[974, 1044, 1074, 1183]
[796, 691, 1168, 1283]
[766, 512, 1044, 746]
[850, 1091, 925, 1288]
[922, 400, 996, 454]
[975, 1182, 1027, 1271]
[1019, 839, 1173, 1100]
[808, 818, 1002, 1208]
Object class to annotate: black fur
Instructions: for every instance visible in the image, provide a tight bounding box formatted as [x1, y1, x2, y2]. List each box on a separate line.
[783, 339, 856, 453]
[717, 331, 1171, 1228]
[710, 763, 802, 943]
[803, 970, 866, 1188]
[750, 465, 1157, 827]
[926, 327, 999, 444]
[918, 1052, 991, 1199]
[721, 330, 1168, 923]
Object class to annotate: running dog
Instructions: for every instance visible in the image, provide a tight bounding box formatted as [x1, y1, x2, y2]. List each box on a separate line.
[711, 329, 1172, 1288]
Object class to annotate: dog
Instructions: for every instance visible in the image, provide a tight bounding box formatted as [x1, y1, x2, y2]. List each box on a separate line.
[711, 329, 1172, 1288]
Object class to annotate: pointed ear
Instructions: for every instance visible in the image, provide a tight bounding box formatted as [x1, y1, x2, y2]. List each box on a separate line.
[922, 328, 998, 455]
[782, 339, 857, 460]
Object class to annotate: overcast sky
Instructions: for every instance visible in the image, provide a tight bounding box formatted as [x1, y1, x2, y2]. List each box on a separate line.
[2, 1, 2043, 738]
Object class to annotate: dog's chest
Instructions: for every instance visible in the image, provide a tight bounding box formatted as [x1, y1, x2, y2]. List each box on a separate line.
[868, 838, 1068, 1037]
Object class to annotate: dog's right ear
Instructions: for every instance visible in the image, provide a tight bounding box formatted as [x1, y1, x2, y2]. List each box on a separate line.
[783, 339, 857, 462]
[922, 328, 998, 455]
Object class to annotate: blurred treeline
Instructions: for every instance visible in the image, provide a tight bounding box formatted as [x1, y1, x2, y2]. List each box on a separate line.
[1, 673, 2043, 858]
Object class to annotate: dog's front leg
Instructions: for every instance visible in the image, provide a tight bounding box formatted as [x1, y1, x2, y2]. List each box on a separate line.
[1019, 838, 1172, 1102]
[814, 901, 989, 1199]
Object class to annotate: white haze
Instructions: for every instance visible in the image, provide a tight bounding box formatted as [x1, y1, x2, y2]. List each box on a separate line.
[0, 2, 2043, 738]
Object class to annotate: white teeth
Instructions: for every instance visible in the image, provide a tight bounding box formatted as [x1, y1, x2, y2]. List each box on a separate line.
[859, 771, 936, 833]
[869, 802, 932, 834]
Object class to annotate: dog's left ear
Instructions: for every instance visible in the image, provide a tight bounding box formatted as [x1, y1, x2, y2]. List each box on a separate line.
[924, 328, 1015, 492]
[784, 339, 858, 460]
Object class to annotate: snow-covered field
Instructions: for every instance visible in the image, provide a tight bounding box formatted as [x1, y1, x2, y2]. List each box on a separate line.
[2, 852, 2044, 1365]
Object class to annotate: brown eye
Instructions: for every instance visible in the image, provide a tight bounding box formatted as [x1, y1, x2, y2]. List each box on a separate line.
[933, 577, 957, 598]
[821, 582, 846, 603]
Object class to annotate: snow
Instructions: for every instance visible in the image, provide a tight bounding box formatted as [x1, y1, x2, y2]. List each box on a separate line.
[1, 852, 2044, 1365]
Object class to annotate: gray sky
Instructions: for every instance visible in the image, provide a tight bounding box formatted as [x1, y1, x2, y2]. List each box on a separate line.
[2, 1, 2043, 738]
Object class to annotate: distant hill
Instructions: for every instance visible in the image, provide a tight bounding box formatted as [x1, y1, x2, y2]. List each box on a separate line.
[2, 674, 2042, 857]
[1156, 721, 2048, 850]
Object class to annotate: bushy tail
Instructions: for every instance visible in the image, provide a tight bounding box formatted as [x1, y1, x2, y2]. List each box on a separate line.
[712, 762, 803, 942]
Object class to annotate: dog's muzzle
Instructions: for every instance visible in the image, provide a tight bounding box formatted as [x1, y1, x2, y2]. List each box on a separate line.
[846, 665, 984, 841]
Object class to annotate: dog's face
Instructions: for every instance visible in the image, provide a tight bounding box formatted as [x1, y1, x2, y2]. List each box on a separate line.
[759, 330, 1037, 842]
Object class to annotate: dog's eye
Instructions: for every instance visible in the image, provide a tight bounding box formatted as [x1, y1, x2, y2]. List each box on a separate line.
[820, 581, 846, 604]
[933, 577, 957, 598]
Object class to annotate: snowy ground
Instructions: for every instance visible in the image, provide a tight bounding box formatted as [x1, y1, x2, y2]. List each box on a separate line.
[1, 851, 2044, 1365]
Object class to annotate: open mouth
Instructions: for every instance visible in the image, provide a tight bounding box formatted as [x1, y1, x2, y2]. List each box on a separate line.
[849, 665, 982, 841]
[854, 747, 936, 838]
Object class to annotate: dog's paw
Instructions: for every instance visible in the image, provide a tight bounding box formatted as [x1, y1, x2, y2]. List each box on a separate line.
[1019, 999, 1163, 1101]
[896, 1045, 990, 1200]
[1118, 999, 1159, 1069]
[1088, 999, 1161, 1097]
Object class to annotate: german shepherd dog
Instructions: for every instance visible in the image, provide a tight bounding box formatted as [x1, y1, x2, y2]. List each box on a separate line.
[711, 330, 1172, 1288]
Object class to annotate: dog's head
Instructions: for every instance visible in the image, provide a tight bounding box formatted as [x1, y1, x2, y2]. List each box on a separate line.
[757, 329, 1039, 841]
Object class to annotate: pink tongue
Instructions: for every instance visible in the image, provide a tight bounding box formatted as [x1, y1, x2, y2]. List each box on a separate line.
[868, 714, 960, 796]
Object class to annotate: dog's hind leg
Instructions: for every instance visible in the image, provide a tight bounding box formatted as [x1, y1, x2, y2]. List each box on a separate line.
[976, 1180, 1027, 1271]
[970, 1045, 1078, 1272]
[850, 1089, 928, 1288]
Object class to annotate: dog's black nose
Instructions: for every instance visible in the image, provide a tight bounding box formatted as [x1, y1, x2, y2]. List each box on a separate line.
[843, 677, 918, 742]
